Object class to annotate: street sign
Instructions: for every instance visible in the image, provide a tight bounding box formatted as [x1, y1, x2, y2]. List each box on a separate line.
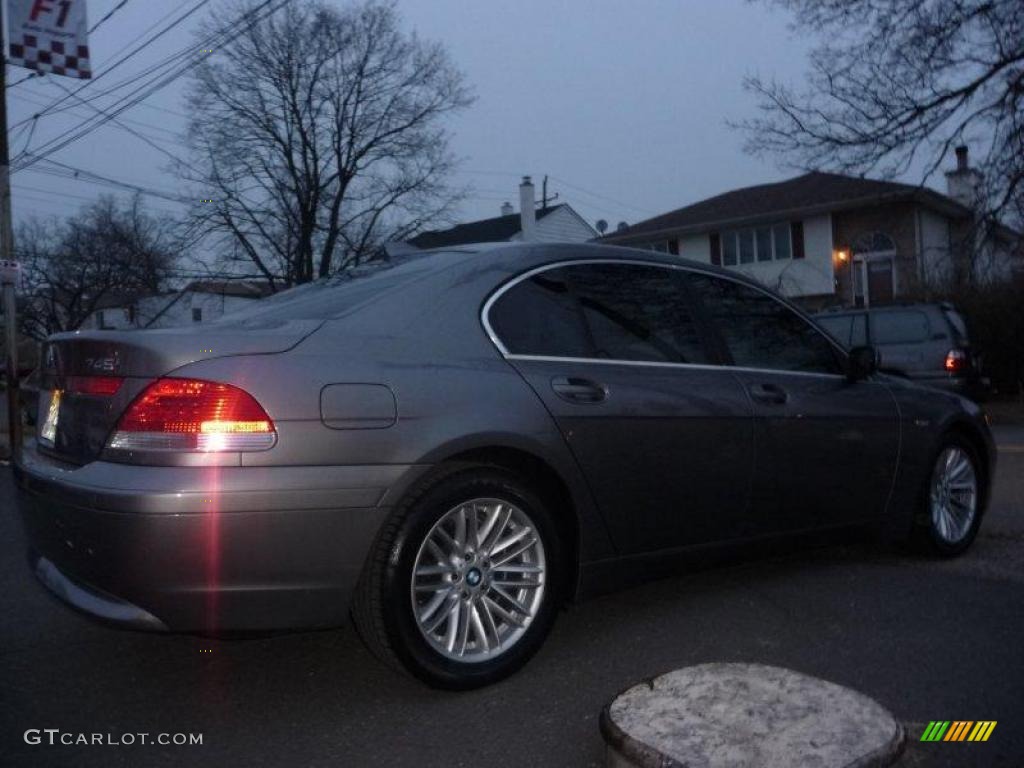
[6, 0, 92, 79]
[0, 259, 20, 285]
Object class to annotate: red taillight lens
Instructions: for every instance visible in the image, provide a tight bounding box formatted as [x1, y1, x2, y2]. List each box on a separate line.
[108, 378, 276, 452]
[945, 349, 968, 373]
[66, 376, 124, 396]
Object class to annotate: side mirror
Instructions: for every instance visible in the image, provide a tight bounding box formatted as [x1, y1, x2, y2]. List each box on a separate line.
[846, 345, 879, 381]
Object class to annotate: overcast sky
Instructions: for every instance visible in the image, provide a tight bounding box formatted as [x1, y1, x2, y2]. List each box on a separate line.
[7, 0, 850, 234]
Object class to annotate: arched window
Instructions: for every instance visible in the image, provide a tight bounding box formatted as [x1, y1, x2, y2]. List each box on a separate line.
[852, 231, 896, 255]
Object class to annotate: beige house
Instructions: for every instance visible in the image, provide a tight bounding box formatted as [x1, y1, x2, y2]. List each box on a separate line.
[600, 148, 1021, 309]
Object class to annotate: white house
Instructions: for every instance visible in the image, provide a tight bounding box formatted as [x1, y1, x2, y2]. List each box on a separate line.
[600, 147, 1021, 309]
[398, 176, 597, 252]
[83, 280, 272, 330]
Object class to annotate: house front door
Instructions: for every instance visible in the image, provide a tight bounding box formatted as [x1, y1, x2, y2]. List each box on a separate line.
[866, 258, 894, 305]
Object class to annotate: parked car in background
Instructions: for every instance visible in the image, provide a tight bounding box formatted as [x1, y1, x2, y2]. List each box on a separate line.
[15, 244, 994, 689]
[813, 303, 990, 400]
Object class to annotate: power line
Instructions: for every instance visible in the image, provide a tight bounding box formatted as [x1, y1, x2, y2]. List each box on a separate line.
[9, 0, 212, 129]
[13, 0, 290, 171]
[89, 0, 133, 35]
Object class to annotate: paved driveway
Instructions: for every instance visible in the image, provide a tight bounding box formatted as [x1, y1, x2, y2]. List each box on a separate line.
[1, 435, 1022, 767]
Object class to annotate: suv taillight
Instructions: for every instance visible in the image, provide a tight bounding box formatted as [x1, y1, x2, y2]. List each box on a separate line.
[945, 349, 969, 374]
[108, 378, 276, 452]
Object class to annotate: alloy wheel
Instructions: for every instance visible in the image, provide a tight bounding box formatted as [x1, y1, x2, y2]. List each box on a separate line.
[410, 498, 546, 663]
[929, 446, 978, 545]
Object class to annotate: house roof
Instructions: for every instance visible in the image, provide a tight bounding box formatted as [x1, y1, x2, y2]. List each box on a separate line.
[407, 204, 567, 249]
[184, 279, 273, 298]
[602, 171, 973, 242]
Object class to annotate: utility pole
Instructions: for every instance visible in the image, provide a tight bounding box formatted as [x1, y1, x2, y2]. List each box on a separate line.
[1, 0, 22, 457]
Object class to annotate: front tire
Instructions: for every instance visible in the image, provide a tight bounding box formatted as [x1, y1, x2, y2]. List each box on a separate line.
[914, 436, 983, 557]
[352, 466, 563, 689]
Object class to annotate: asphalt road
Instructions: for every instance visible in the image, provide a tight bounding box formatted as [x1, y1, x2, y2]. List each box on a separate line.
[2, 429, 1023, 767]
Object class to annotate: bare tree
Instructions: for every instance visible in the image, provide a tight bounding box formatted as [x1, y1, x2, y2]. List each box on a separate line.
[740, 0, 1024, 225]
[17, 196, 180, 339]
[183, 0, 473, 290]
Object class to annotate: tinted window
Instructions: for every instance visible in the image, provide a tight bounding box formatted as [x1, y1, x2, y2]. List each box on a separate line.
[688, 274, 841, 374]
[872, 310, 930, 344]
[488, 269, 590, 357]
[567, 264, 710, 364]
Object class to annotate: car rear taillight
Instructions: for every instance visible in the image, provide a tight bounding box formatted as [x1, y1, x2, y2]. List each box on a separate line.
[945, 349, 969, 373]
[108, 378, 276, 452]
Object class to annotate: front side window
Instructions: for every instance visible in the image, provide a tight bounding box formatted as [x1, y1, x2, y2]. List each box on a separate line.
[815, 314, 854, 347]
[687, 274, 841, 374]
[566, 264, 710, 364]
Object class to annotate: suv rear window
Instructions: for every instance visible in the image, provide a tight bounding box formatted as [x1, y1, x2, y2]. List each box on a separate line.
[872, 310, 931, 344]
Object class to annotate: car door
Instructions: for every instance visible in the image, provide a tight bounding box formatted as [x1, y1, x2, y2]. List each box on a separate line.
[485, 261, 755, 555]
[684, 272, 900, 533]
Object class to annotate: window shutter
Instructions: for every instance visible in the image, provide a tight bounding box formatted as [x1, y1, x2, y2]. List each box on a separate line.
[668, 239, 679, 256]
[709, 232, 721, 265]
[791, 221, 805, 259]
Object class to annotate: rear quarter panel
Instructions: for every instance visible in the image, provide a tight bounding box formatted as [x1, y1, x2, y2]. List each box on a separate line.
[172, 259, 618, 564]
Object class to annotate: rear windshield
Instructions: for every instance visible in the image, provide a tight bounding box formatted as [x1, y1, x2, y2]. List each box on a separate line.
[871, 310, 932, 345]
[942, 307, 969, 341]
[213, 254, 453, 324]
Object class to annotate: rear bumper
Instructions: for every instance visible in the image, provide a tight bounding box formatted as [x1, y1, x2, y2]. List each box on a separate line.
[14, 444, 424, 632]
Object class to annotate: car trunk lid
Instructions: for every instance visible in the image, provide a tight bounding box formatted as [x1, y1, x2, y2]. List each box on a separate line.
[38, 318, 320, 463]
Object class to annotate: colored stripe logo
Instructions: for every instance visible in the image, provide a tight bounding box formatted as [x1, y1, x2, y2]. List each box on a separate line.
[920, 721, 996, 742]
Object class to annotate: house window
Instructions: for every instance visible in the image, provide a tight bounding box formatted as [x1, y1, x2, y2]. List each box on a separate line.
[717, 222, 797, 265]
[755, 227, 773, 262]
[97, 310, 108, 329]
[192, 307, 203, 323]
[644, 240, 679, 254]
[773, 224, 792, 260]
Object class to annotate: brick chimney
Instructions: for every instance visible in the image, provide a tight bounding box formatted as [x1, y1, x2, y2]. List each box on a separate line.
[500, 202, 514, 217]
[945, 145, 982, 209]
[519, 176, 536, 241]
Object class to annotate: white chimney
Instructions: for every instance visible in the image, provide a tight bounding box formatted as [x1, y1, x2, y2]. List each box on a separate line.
[500, 201, 514, 217]
[519, 176, 536, 241]
[945, 145, 982, 209]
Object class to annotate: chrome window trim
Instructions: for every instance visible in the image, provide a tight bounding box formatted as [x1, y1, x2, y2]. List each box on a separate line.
[505, 353, 847, 381]
[480, 257, 849, 370]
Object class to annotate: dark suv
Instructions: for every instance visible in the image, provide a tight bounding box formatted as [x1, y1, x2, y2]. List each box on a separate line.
[814, 303, 989, 400]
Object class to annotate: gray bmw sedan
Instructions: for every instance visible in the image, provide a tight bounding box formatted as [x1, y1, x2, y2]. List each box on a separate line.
[14, 243, 994, 688]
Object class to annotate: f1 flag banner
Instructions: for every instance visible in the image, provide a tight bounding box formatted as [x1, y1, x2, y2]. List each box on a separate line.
[7, 0, 92, 79]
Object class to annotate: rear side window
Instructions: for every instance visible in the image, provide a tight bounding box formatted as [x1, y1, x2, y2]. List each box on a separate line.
[688, 274, 841, 374]
[872, 310, 931, 344]
[488, 262, 711, 363]
[488, 269, 591, 357]
[566, 263, 710, 364]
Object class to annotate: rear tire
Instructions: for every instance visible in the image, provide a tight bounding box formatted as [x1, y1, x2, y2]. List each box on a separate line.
[352, 465, 563, 689]
[912, 435, 983, 557]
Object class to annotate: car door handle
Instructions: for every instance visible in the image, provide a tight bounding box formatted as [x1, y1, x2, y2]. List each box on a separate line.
[551, 377, 608, 404]
[748, 382, 788, 405]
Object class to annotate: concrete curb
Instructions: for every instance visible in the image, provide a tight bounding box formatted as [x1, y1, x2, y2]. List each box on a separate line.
[600, 663, 905, 768]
